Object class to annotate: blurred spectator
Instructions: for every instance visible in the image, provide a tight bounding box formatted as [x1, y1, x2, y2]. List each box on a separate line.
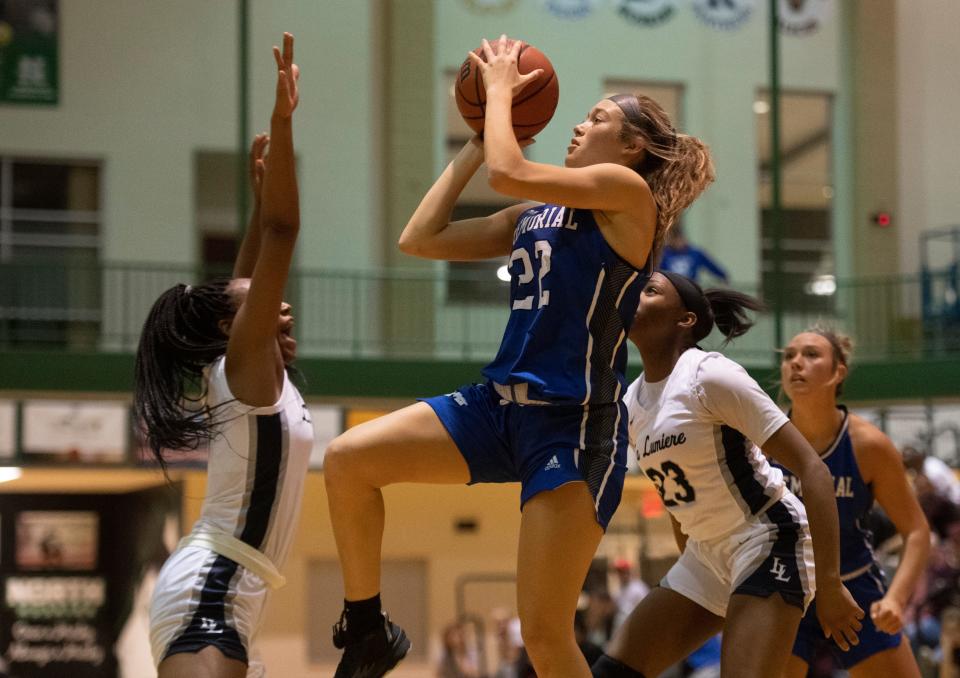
[575, 609, 604, 666]
[437, 621, 480, 678]
[583, 590, 617, 647]
[611, 558, 649, 629]
[904, 445, 960, 505]
[682, 634, 721, 678]
[659, 228, 728, 284]
[491, 608, 522, 678]
[940, 607, 960, 678]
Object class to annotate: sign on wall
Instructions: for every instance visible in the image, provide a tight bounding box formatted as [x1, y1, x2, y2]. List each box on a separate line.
[777, 0, 831, 36]
[692, 0, 756, 30]
[22, 401, 128, 462]
[0, 0, 58, 105]
[615, 0, 679, 27]
[0, 401, 14, 459]
[4, 575, 108, 675]
[16, 512, 99, 571]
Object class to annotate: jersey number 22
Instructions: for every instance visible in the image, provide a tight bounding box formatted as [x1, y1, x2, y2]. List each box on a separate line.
[510, 241, 551, 310]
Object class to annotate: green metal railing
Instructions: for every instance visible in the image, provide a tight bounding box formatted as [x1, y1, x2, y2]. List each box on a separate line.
[1, 261, 959, 364]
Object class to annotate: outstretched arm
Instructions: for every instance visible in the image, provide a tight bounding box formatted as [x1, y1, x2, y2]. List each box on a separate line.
[398, 137, 531, 260]
[225, 33, 300, 406]
[763, 423, 865, 651]
[854, 422, 931, 635]
[233, 133, 270, 278]
[696, 249, 728, 283]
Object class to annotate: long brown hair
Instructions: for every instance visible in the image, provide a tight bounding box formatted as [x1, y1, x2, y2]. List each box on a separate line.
[609, 93, 716, 260]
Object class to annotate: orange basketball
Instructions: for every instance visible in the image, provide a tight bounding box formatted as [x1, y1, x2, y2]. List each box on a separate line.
[455, 39, 559, 140]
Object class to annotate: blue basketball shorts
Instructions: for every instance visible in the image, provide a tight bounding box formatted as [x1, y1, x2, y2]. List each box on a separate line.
[421, 382, 628, 530]
[792, 562, 901, 668]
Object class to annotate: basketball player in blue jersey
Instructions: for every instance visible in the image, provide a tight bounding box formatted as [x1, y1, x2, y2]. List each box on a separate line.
[135, 35, 312, 678]
[777, 328, 930, 677]
[590, 272, 863, 678]
[323, 35, 714, 678]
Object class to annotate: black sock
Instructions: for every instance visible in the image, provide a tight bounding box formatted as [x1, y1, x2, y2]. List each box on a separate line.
[591, 653, 647, 678]
[344, 594, 382, 639]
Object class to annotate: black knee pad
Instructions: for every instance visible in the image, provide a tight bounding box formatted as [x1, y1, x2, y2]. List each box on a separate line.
[591, 653, 647, 678]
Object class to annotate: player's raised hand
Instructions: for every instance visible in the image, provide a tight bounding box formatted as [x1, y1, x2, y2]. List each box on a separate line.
[272, 32, 299, 118]
[468, 34, 542, 98]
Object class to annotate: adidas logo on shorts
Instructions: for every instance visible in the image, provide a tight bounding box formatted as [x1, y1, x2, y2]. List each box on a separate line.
[544, 455, 562, 471]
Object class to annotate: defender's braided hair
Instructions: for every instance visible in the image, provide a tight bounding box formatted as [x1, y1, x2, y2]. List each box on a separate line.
[133, 279, 235, 468]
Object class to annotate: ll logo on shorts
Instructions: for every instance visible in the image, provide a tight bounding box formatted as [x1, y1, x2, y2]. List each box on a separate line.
[200, 617, 223, 634]
[769, 557, 791, 582]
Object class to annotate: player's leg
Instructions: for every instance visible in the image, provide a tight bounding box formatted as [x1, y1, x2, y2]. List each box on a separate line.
[324, 400, 472, 600]
[722, 593, 803, 677]
[780, 655, 810, 678]
[595, 587, 724, 677]
[324, 387, 496, 676]
[848, 640, 920, 678]
[516, 482, 604, 677]
[158, 647, 246, 678]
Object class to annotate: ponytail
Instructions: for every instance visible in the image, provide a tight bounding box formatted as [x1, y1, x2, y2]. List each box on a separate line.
[647, 134, 715, 257]
[704, 288, 766, 346]
[609, 94, 716, 261]
[133, 279, 234, 469]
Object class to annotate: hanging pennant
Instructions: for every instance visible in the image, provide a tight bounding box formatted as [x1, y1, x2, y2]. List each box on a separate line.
[615, 0, 679, 27]
[461, 0, 520, 13]
[691, 0, 756, 31]
[539, 0, 605, 20]
[777, 0, 832, 36]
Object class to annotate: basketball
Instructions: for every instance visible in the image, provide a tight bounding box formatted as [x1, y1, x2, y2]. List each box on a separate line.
[455, 38, 559, 140]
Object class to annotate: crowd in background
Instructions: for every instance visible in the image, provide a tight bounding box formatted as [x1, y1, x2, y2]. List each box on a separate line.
[436, 442, 960, 678]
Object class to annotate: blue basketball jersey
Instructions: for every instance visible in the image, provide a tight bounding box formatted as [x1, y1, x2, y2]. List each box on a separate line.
[773, 407, 876, 576]
[482, 203, 649, 405]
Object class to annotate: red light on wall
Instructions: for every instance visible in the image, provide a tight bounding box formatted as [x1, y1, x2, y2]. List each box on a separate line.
[872, 211, 892, 227]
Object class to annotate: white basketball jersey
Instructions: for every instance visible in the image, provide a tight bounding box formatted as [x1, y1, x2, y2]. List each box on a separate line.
[627, 349, 789, 542]
[193, 357, 314, 569]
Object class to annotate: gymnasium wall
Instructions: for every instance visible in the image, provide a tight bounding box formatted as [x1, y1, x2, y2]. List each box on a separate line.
[895, 0, 960, 275]
[0, 0, 385, 270]
[0, 1, 956, 285]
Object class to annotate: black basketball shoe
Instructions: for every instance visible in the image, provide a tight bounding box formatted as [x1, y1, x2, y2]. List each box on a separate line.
[332, 611, 411, 678]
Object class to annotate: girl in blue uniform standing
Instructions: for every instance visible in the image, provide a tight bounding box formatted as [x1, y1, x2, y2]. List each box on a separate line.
[777, 328, 930, 677]
[323, 36, 715, 678]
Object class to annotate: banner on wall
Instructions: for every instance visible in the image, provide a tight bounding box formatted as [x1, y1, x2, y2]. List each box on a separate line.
[615, 0, 679, 27]
[777, 0, 831, 36]
[0, 400, 14, 459]
[15, 512, 98, 572]
[22, 400, 128, 463]
[692, 0, 756, 30]
[462, 0, 519, 13]
[539, 0, 605, 20]
[0, 0, 58, 105]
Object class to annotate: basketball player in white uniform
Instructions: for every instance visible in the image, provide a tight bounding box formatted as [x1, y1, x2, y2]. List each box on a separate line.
[591, 272, 863, 678]
[133, 34, 311, 678]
